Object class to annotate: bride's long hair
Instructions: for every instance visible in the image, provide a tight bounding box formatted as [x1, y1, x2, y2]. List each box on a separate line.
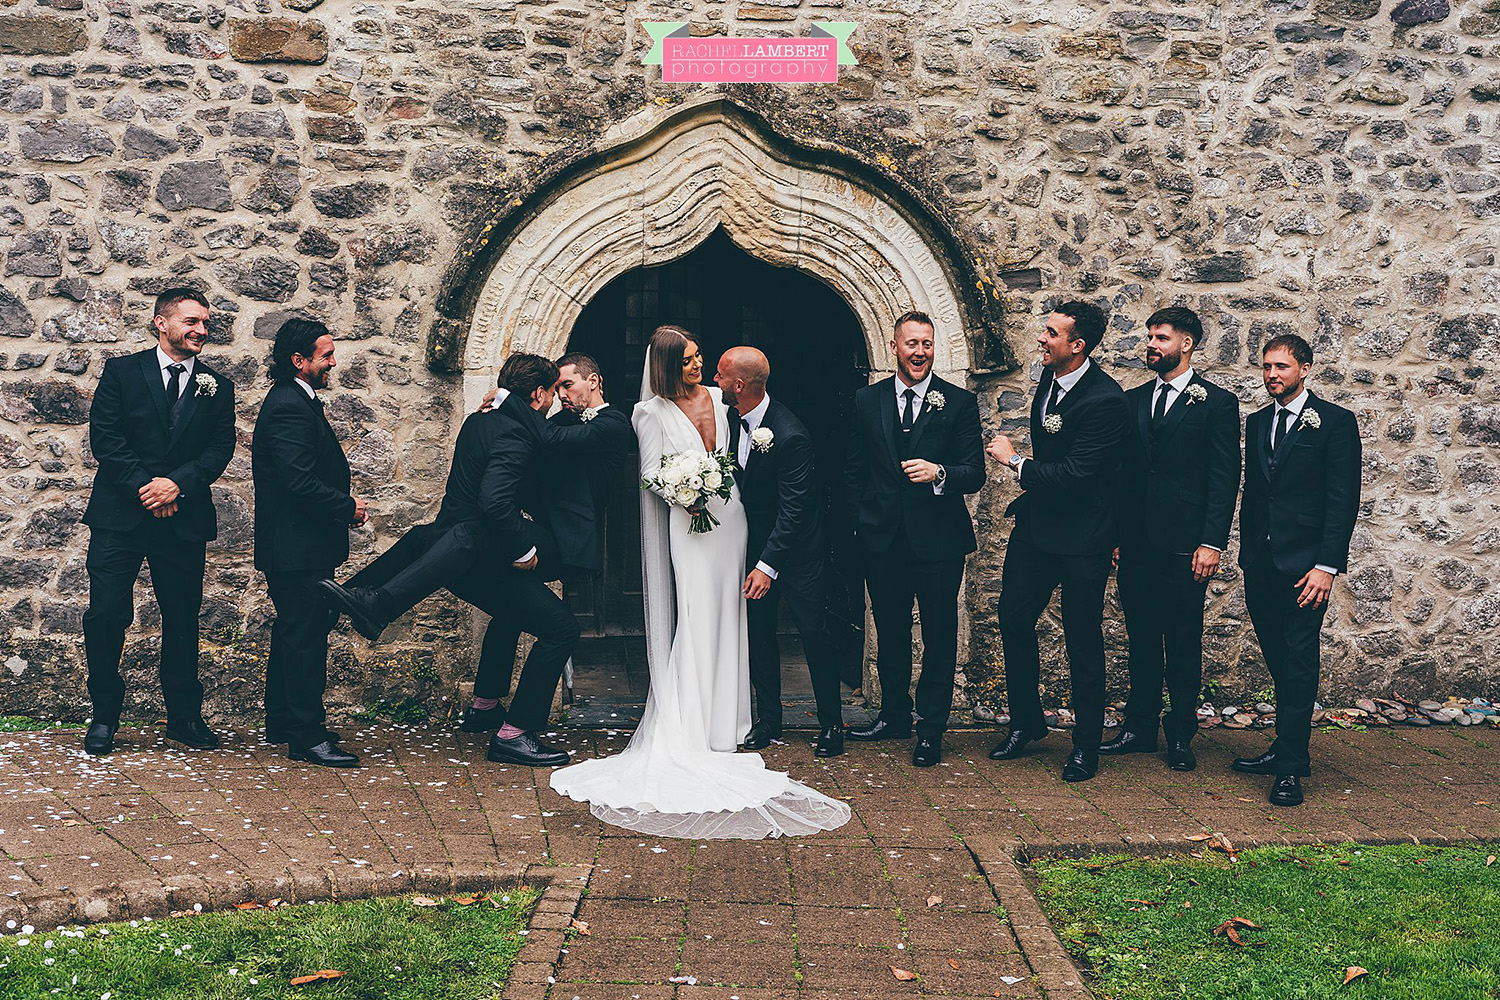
[646, 324, 699, 400]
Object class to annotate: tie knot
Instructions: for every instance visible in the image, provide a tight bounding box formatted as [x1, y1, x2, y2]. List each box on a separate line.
[1161, 383, 1174, 394]
[741, 418, 750, 430]
[904, 389, 916, 401]
[168, 363, 185, 376]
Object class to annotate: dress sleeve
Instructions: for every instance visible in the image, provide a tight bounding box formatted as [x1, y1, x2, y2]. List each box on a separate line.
[633, 400, 670, 501]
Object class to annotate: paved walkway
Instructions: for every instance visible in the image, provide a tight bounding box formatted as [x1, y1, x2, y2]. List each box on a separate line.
[2, 723, 1498, 998]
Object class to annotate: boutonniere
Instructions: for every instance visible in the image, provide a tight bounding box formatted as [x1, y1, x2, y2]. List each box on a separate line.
[926, 390, 945, 410]
[1184, 383, 1207, 405]
[193, 372, 218, 397]
[1299, 407, 1321, 430]
[579, 407, 598, 422]
[750, 427, 774, 453]
[1042, 413, 1063, 434]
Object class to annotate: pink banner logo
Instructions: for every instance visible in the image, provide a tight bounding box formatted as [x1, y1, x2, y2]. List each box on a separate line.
[644, 23, 857, 84]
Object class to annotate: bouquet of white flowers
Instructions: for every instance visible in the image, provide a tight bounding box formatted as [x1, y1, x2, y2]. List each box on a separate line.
[644, 450, 737, 533]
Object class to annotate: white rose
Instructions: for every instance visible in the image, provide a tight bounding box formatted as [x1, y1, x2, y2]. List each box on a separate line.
[703, 470, 722, 490]
[676, 486, 698, 506]
[687, 474, 703, 492]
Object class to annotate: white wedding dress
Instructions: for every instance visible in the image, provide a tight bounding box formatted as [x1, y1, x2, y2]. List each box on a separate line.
[549, 379, 851, 839]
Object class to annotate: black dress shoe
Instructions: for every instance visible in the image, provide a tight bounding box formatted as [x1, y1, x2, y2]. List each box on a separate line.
[847, 719, 912, 742]
[267, 725, 338, 745]
[1061, 749, 1099, 782]
[165, 718, 220, 750]
[1166, 741, 1197, 772]
[911, 737, 941, 767]
[1269, 774, 1303, 807]
[84, 722, 117, 756]
[1232, 749, 1279, 775]
[289, 740, 360, 768]
[988, 728, 1045, 761]
[741, 720, 782, 751]
[487, 732, 570, 767]
[814, 727, 845, 758]
[1098, 730, 1157, 755]
[459, 705, 506, 734]
[317, 580, 389, 641]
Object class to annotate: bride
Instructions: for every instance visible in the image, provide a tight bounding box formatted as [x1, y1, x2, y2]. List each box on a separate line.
[550, 325, 851, 839]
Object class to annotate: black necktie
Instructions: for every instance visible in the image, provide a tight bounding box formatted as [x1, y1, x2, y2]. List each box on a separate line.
[1151, 383, 1173, 426]
[901, 389, 916, 431]
[1272, 407, 1292, 454]
[1046, 379, 1062, 415]
[165, 363, 185, 429]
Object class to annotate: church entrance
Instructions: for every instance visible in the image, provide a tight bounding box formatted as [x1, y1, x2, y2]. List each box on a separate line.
[560, 228, 870, 724]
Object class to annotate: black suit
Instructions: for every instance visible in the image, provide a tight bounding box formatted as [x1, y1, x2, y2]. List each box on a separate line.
[251, 379, 355, 748]
[1239, 392, 1361, 776]
[999, 361, 1128, 750]
[82, 349, 235, 726]
[846, 375, 985, 738]
[728, 396, 842, 730]
[1116, 371, 1240, 744]
[345, 399, 576, 732]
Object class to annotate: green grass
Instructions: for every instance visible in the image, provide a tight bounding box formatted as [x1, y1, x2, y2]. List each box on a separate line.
[0, 888, 540, 1000]
[0, 715, 80, 732]
[1032, 843, 1500, 1000]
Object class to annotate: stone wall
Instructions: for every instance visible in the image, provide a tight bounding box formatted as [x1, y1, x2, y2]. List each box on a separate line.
[0, 0, 1496, 723]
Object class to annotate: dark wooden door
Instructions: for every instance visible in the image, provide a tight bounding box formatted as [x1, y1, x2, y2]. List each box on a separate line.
[565, 228, 868, 682]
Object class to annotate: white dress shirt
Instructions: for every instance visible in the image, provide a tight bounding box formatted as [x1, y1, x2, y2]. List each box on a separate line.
[735, 393, 780, 580]
[1268, 388, 1337, 577]
[156, 346, 195, 397]
[894, 372, 946, 495]
[1151, 366, 1194, 418]
[293, 375, 317, 399]
[1014, 358, 1092, 477]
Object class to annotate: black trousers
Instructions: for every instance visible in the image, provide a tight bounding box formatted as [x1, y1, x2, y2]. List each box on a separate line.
[1244, 551, 1326, 776]
[83, 522, 206, 726]
[376, 520, 487, 620]
[998, 527, 1112, 750]
[864, 530, 964, 739]
[747, 559, 844, 731]
[454, 571, 578, 731]
[265, 569, 337, 749]
[1116, 545, 1208, 743]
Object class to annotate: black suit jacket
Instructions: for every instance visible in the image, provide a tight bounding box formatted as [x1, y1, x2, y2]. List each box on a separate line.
[1005, 361, 1129, 556]
[728, 397, 822, 576]
[846, 375, 986, 561]
[509, 400, 635, 575]
[432, 404, 538, 562]
[1238, 392, 1361, 576]
[1118, 372, 1241, 556]
[83, 348, 236, 543]
[251, 379, 355, 573]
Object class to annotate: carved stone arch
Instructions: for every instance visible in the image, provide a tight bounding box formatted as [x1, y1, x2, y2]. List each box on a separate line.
[455, 97, 993, 410]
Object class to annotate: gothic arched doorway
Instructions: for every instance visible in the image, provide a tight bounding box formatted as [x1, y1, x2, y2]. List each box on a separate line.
[562, 228, 868, 723]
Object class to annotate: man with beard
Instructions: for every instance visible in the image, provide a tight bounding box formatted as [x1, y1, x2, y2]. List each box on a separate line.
[987, 301, 1127, 783]
[1234, 334, 1360, 806]
[81, 288, 236, 755]
[845, 310, 986, 767]
[1102, 307, 1239, 773]
[252, 319, 367, 767]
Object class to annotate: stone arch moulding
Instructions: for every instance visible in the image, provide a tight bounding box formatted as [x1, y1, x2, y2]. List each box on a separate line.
[457, 97, 988, 412]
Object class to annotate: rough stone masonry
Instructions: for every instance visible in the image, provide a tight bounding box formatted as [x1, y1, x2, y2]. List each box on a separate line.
[0, 0, 1496, 724]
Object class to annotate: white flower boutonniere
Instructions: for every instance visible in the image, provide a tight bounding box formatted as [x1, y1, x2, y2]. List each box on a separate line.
[579, 407, 598, 423]
[194, 373, 217, 397]
[1300, 407, 1321, 430]
[1042, 413, 1063, 434]
[1184, 383, 1207, 405]
[750, 427, 775, 453]
[927, 390, 945, 410]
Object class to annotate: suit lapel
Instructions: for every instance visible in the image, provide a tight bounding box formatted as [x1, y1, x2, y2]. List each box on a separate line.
[166, 369, 204, 450]
[1252, 406, 1273, 482]
[1134, 382, 1152, 451]
[139, 351, 171, 431]
[879, 379, 900, 463]
[1149, 375, 1197, 456]
[1270, 392, 1314, 478]
[906, 378, 943, 455]
[1054, 363, 1094, 415]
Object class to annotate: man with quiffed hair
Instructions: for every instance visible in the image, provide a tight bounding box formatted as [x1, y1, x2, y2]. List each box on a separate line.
[81, 287, 236, 756]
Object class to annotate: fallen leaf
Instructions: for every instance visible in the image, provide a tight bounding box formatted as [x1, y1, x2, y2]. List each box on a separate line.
[267, 898, 283, 907]
[1123, 899, 1159, 907]
[1187, 833, 1213, 842]
[890, 966, 920, 981]
[290, 970, 345, 985]
[412, 896, 441, 907]
[452, 895, 479, 906]
[570, 918, 591, 935]
[1488, 856, 1496, 867]
[233, 902, 262, 910]
[1235, 796, 1255, 803]
[1343, 966, 1368, 985]
[947, 958, 961, 970]
[61, 819, 80, 827]
[1229, 917, 1261, 929]
[926, 895, 942, 908]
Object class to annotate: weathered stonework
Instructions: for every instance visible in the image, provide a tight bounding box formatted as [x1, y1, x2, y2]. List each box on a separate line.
[1, 0, 1498, 725]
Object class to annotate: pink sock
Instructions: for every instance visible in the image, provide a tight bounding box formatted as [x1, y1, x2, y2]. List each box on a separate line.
[496, 723, 524, 740]
[472, 696, 500, 711]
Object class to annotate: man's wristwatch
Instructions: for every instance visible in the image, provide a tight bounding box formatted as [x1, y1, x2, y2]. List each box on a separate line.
[1008, 454, 1024, 471]
[933, 464, 947, 487]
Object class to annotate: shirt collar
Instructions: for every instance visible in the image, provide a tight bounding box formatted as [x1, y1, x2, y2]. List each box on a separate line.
[156, 346, 195, 377]
[895, 371, 934, 400]
[1054, 357, 1091, 393]
[590, 401, 610, 413]
[1156, 366, 1194, 394]
[293, 376, 317, 399]
[1276, 388, 1308, 418]
[740, 393, 771, 430]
